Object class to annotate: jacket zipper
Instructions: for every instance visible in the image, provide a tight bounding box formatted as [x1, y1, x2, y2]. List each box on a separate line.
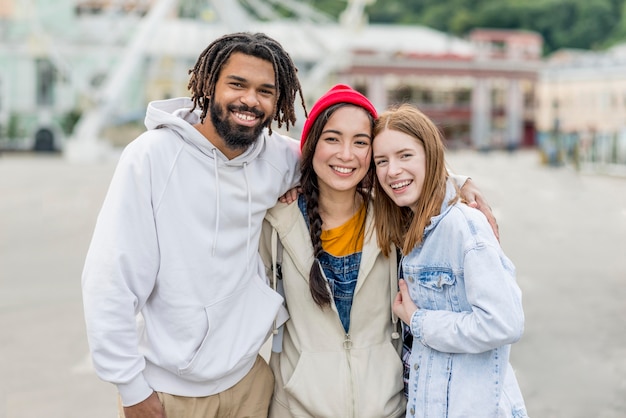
[343, 333, 355, 417]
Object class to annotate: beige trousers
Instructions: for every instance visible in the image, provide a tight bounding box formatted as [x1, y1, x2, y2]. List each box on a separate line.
[119, 355, 274, 418]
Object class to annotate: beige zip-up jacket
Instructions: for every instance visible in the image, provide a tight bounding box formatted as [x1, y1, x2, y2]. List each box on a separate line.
[259, 200, 406, 418]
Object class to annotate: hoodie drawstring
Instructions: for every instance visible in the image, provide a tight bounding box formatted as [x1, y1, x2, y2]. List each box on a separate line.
[211, 148, 220, 256]
[209, 151, 252, 268]
[243, 162, 252, 265]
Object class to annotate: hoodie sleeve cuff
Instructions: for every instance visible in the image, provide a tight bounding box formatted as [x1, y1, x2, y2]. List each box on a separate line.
[117, 373, 153, 407]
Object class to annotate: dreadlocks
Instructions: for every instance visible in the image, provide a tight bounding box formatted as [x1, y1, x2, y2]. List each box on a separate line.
[187, 32, 307, 134]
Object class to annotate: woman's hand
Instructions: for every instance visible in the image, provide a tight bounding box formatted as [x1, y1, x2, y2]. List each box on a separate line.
[393, 279, 419, 326]
[278, 186, 301, 204]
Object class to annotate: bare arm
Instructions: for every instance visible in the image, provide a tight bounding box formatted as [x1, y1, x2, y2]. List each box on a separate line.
[392, 279, 419, 326]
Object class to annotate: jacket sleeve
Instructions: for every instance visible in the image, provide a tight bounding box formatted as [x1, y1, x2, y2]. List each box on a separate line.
[411, 242, 525, 354]
[81, 140, 160, 406]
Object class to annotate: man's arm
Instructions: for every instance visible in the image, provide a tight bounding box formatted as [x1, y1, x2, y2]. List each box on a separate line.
[449, 173, 499, 241]
[82, 141, 159, 406]
[460, 178, 499, 241]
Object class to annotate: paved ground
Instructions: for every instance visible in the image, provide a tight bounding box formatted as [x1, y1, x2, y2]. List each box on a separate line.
[0, 148, 625, 418]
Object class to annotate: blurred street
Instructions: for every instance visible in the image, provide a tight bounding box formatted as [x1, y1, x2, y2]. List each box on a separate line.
[0, 148, 625, 418]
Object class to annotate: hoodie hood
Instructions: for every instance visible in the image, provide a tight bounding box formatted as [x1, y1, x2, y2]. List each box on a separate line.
[144, 97, 266, 166]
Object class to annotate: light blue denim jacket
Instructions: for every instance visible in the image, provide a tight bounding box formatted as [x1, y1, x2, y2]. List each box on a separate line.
[403, 179, 528, 418]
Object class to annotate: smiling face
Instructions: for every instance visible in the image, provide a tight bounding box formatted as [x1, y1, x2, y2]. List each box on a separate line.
[373, 128, 426, 212]
[312, 105, 372, 196]
[209, 52, 276, 152]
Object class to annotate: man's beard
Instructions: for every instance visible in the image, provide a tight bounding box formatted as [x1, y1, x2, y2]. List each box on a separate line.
[209, 100, 270, 151]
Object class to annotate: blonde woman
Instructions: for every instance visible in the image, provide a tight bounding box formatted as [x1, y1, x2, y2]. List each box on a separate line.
[372, 104, 528, 418]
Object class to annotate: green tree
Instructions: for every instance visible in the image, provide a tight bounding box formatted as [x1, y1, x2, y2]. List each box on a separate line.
[606, 1, 626, 46]
[311, 0, 626, 54]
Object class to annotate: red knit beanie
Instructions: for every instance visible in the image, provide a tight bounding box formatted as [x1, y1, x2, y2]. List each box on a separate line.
[300, 84, 378, 150]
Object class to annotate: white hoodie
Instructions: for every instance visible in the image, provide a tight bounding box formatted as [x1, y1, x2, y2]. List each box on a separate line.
[82, 97, 299, 406]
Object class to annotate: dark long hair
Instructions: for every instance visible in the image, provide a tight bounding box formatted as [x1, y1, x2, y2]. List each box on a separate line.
[300, 103, 375, 308]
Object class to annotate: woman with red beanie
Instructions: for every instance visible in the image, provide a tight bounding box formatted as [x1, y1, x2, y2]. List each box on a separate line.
[259, 85, 487, 417]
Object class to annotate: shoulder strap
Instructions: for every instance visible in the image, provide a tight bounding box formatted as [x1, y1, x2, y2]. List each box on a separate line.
[271, 228, 286, 352]
[271, 228, 281, 292]
[390, 246, 401, 347]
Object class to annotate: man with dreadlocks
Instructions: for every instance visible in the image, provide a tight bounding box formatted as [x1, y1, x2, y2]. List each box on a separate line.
[82, 32, 307, 418]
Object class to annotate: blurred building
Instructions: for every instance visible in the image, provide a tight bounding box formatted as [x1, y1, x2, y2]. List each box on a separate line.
[537, 45, 626, 135]
[339, 28, 542, 149]
[535, 44, 626, 169]
[537, 44, 626, 132]
[0, 0, 543, 154]
[0, 0, 164, 151]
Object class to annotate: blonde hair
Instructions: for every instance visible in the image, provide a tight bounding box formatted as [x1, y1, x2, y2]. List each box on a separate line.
[372, 104, 455, 256]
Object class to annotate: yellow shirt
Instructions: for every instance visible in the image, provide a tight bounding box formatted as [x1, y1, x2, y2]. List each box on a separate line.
[321, 203, 366, 257]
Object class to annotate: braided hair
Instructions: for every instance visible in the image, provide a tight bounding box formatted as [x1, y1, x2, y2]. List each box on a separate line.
[300, 103, 375, 308]
[187, 32, 307, 134]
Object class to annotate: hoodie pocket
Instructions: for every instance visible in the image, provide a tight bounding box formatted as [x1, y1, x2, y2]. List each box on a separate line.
[177, 275, 283, 381]
[283, 350, 349, 417]
[282, 342, 404, 418]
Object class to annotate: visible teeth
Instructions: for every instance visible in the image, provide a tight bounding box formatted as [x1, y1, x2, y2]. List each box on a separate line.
[235, 112, 255, 121]
[333, 166, 353, 174]
[391, 180, 411, 189]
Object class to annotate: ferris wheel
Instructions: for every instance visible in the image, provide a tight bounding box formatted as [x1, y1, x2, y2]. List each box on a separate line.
[66, 0, 375, 160]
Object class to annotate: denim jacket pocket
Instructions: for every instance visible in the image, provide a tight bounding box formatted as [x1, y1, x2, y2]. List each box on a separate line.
[408, 269, 461, 311]
[416, 270, 455, 291]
